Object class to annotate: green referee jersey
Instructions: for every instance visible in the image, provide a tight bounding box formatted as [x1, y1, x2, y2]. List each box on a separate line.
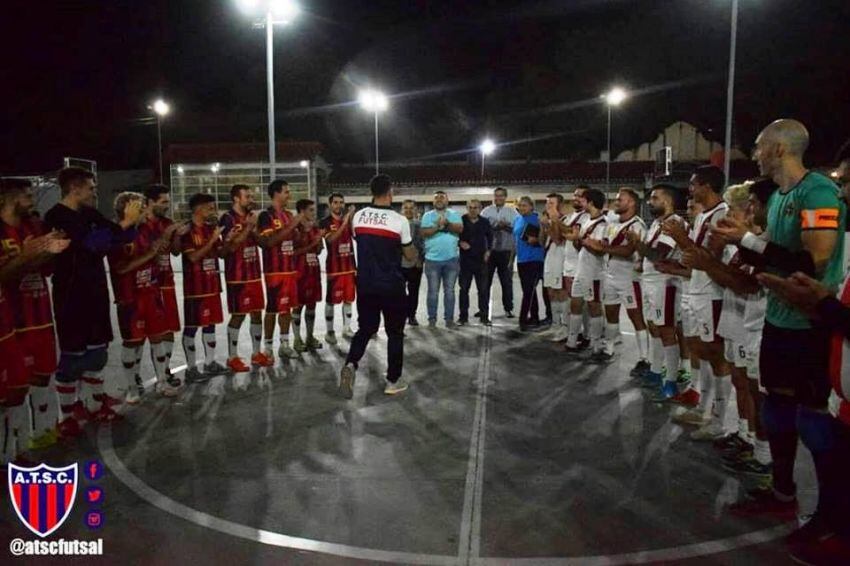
[765, 171, 846, 329]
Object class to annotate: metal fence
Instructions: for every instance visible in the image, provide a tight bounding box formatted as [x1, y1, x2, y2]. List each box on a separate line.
[168, 162, 315, 219]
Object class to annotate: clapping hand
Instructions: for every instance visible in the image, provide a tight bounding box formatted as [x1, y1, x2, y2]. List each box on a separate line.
[582, 237, 605, 252]
[681, 247, 711, 270]
[712, 216, 749, 243]
[756, 272, 831, 317]
[661, 218, 693, 249]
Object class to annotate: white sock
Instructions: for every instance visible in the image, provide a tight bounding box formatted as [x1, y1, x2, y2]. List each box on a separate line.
[182, 334, 197, 368]
[738, 418, 750, 440]
[650, 337, 664, 374]
[567, 314, 582, 347]
[555, 301, 568, 326]
[325, 303, 335, 333]
[56, 381, 78, 419]
[250, 323, 262, 354]
[754, 438, 772, 465]
[82, 371, 104, 410]
[281, 330, 290, 347]
[606, 322, 620, 345]
[29, 383, 53, 435]
[635, 329, 648, 361]
[698, 364, 715, 416]
[679, 356, 691, 373]
[227, 325, 240, 359]
[264, 337, 274, 353]
[589, 316, 603, 351]
[203, 330, 216, 365]
[121, 345, 138, 388]
[343, 303, 353, 330]
[306, 308, 316, 339]
[663, 344, 680, 383]
[291, 309, 302, 341]
[713, 373, 733, 425]
[151, 342, 167, 384]
[163, 339, 174, 375]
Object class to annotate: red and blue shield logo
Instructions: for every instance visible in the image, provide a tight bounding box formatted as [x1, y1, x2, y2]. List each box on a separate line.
[8, 463, 78, 538]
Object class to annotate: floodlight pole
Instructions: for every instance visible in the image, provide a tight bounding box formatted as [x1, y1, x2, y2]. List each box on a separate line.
[481, 153, 486, 178]
[723, 0, 739, 185]
[374, 112, 380, 175]
[156, 114, 164, 183]
[266, 10, 276, 178]
[606, 104, 612, 190]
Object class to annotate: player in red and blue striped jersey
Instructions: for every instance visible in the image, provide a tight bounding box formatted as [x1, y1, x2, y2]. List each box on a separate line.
[257, 180, 306, 360]
[319, 193, 357, 344]
[139, 185, 189, 389]
[180, 193, 228, 380]
[219, 185, 273, 372]
[108, 192, 182, 401]
[0, 178, 70, 464]
[292, 199, 325, 352]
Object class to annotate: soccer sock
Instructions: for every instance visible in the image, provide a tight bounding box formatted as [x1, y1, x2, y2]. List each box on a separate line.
[121, 345, 139, 389]
[552, 301, 566, 326]
[306, 308, 316, 339]
[605, 322, 620, 346]
[3, 408, 17, 461]
[163, 339, 174, 376]
[56, 381, 78, 419]
[679, 356, 691, 373]
[738, 418, 750, 440]
[10, 402, 31, 455]
[754, 438, 772, 465]
[712, 373, 733, 425]
[589, 315, 603, 351]
[698, 364, 715, 416]
[264, 337, 274, 353]
[281, 329, 290, 348]
[227, 324, 241, 359]
[250, 322, 262, 354]
[635, 329, 648, 361]
[325, 303, 335, 333]
[567, 314, 582, 347]
[182, 333, 197, 368]
[151, 342, 167, 384]
[343, 303, 353, 330]
[581, 307, 589, 337]
[29, 382, 53, 435]
[291, 308, 302, 340]
[202, 327, 216, 365]
[650, 337, 664, 374]
[82, 372, 105, 409]
[663, 344, 680, 383]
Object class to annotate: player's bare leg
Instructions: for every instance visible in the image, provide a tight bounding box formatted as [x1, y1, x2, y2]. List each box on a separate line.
[304, 304, 322, 350]
[248, 311, 272, 366]
[226, 313, 251, 372]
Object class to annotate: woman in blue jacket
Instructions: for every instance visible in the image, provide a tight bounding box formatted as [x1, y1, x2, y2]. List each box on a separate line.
[512, 196, 545, 330]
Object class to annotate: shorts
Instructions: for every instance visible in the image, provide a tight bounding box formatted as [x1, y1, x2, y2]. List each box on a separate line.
[571, 276, 602, 302]
[226, 280, 265, 314]
[118, 292, 169, 341]
[160, 286, 181, 332]
[543, 270, 563, 289]
[760, 322, 831, 407]
[0, 332, 27, 405]
[691, 295, 723, 343]
[680, 294, 699, 337]
[326, 273, 356, 304]
[643, 281, 678, 327]
[723, 332, 761, 380]
[17, 326, 58, 380]
[543, 247, 565, 289]
[298, 273, 322, 307]
[265, 273, 299, 314]
[183, 294, 224, 328]
[603, 277, 643, 311]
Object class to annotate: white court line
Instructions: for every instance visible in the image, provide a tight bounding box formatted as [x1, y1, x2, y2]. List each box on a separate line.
[457, 324, 492, 564]
[97, 342, 796, 565]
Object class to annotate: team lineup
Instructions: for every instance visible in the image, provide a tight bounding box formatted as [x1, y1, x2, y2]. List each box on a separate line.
[1, 118, 850, 564]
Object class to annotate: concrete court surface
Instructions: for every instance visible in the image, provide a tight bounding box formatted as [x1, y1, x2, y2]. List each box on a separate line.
[0, 272, 815, 565]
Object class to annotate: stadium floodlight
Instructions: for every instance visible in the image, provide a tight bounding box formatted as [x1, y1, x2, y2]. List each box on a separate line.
[603, 87, 627, 107]
[147, 99, 171, 183]
[151, 99, 170, 117]
[211, 163, 221, 173]
[177, 165, 185, 175]
[299, 160, 309, 168]
[234, 1, 301, 176]
[358, 89, 389, 175]
[601, 87, 627, 190]
[479, 138, 496, 178]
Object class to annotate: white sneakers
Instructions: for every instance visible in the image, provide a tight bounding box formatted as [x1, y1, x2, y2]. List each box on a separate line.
[384, 378, 409, 395]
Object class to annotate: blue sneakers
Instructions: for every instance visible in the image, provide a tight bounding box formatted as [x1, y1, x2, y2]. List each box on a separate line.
[640, 371, 664, 389]
[651, 379, 678, 401]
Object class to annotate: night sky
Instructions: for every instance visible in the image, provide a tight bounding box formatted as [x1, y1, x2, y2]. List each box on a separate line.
[2, 0, 849, 175]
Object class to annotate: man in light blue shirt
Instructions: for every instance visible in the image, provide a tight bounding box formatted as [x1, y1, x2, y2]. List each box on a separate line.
[421, 191, 463, 327]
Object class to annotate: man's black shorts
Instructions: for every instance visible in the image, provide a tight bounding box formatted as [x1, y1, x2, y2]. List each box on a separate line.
[759, 321, 831, 407]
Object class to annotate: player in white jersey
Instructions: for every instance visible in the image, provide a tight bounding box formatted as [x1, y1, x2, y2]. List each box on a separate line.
[564, 188, 608, 357]
[662, 166, 733, 441]
[585, 188, 648, 367]
[540, 193, 570, 342]
[674, 199, 702, 407]
[679, 179, 778, 477]
[558, 187, 590, 345]
[630, 185, 685, 394]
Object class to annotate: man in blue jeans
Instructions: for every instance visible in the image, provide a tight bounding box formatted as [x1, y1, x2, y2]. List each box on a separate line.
[421, 191, 463, 328]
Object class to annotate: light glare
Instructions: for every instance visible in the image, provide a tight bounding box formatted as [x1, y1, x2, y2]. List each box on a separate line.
[269, 0, 300, 21]
[152, 99, 170, 117]
[604, 87, 627, 106]
[236, 0, 260, 14]
[358, 89, 389, 113]
[479, 139, 496, 156]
